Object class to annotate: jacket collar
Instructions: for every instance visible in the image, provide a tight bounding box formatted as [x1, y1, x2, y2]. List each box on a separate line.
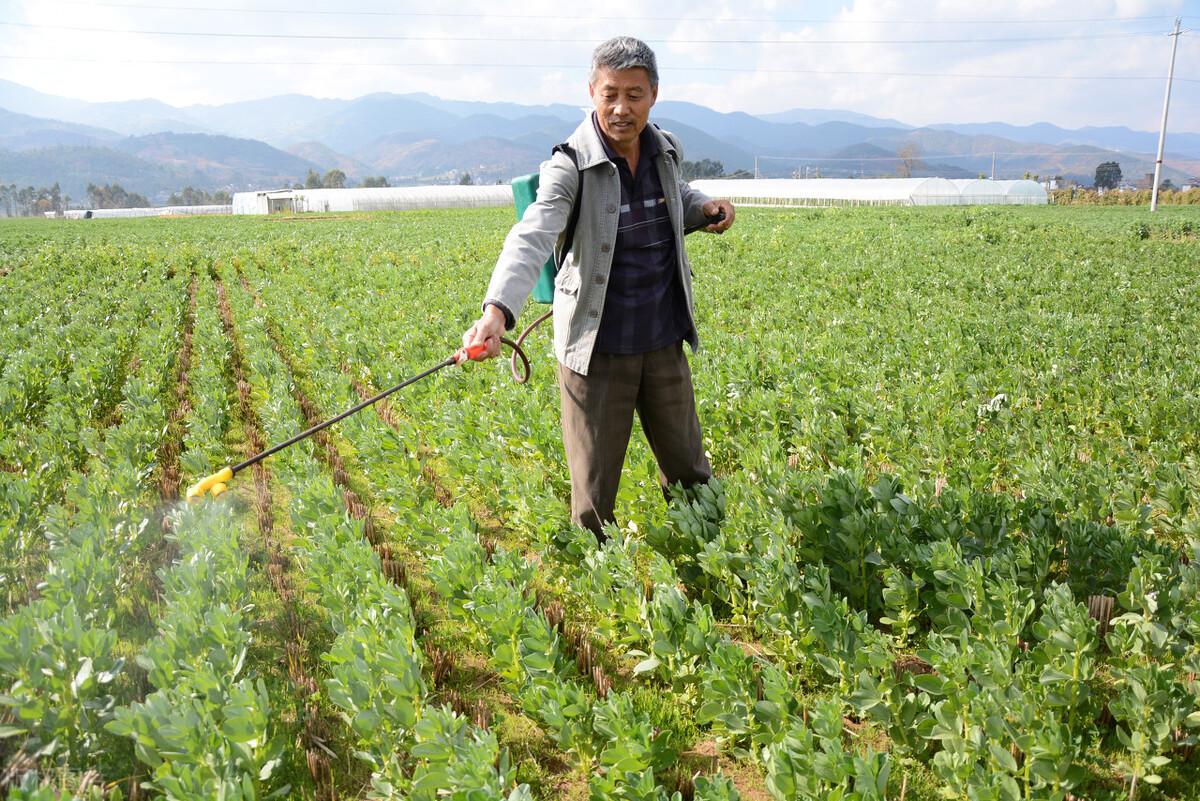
[567, 114, 676, 171]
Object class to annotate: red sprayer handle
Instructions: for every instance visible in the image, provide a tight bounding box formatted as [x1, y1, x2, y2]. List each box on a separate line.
[454, 342, 489, 364]
[454, 338, 531, 383]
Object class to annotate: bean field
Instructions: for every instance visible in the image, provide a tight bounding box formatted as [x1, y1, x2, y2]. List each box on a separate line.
[0, 204, 1198, 801]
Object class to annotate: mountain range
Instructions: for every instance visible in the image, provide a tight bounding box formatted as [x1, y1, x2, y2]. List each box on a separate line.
[1, 78, 1196, 204]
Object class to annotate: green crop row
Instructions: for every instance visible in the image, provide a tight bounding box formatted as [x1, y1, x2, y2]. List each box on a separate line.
[0, 256, 188, 771]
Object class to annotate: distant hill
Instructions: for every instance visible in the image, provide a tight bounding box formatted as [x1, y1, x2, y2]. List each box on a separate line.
[285, 141, 375, 180]
[297, 94, 464, 153]
[0, 107, 121, 150]
[0, 145, 182, 200]
[0, 125, 320, 201]
[929, 121, 1200, 162]
[0, 79, 207, 136]
[757, 107, 912, 129]
[1, 79, 1195, 201]
[185, 94, 349, 147]
[113, 132, 318, 187]
[353, 134, 547, 183]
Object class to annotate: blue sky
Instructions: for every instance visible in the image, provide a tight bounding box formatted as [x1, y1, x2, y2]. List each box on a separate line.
[0, 0, 1197, 132]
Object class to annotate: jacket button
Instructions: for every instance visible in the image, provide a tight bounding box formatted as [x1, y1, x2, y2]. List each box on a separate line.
[588, 309, 599, 318]
[607, 204, 617, 213]
[600, 243, 610, 253]
[594, 274, 605, 284]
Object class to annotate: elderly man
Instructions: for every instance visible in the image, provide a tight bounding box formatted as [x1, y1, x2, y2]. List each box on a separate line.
[462, 36, 735, 537]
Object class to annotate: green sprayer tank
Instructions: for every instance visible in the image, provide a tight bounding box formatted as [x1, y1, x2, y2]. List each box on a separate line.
[511, 173, 556, 304]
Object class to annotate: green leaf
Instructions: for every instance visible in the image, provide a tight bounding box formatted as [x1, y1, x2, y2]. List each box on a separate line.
[634, 657, 661, 675]
[989, 742, 1019, 773]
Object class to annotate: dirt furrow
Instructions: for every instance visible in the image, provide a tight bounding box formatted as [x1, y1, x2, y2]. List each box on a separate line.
[213, 272, 337, 801]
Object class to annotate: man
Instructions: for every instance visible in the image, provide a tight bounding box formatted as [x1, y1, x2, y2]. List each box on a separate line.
[462, 36, 735, 537]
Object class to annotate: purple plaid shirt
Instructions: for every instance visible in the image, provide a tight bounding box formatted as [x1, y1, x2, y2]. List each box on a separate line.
[592, 114, 692, 355]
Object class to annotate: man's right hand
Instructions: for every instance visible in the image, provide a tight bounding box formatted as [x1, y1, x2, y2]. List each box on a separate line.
[461, 304, 507, 361]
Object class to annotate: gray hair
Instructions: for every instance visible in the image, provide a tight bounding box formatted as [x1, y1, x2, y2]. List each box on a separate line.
[590, 36, 659, 87]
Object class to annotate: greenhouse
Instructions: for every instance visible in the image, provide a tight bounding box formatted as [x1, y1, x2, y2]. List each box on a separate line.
[950, 179, 1048, 205]
[689, 177, 1046, 207]
[993, 180, 1050, 204]
[232, 185, 515, 214]
[60, 204, 232, 219]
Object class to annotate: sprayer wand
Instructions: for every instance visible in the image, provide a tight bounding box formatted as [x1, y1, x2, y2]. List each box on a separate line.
[186, 338, 530, 501]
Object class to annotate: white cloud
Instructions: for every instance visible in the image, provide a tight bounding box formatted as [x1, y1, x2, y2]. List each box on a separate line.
[0, 0, 1194, 132]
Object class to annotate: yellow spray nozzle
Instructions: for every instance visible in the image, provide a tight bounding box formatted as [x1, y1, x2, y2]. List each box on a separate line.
[186, 466, 234, 502]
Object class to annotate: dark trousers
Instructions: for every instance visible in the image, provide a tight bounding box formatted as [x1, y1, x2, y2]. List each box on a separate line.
[557, 341, 712, 537]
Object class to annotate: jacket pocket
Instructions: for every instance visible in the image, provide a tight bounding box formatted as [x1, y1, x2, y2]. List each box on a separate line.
[555, 267, 580, 296]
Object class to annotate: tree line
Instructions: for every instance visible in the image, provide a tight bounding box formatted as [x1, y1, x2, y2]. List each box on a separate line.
[0, 182, 242, 216]
[167, 187, 232, 206]
[295, 169, 391, 189]
[0, 183, 66, 217]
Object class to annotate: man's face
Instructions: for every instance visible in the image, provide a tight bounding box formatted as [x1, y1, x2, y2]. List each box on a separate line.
[589, 66, 658, 151]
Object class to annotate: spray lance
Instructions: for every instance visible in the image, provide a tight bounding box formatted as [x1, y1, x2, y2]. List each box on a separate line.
[186, 339, 530, 501]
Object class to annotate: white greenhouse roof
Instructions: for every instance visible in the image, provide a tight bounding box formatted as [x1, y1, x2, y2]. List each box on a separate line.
[690, 178, 1046, 207]
[233, 185, 515, 214]
[62, 205, 232, 219]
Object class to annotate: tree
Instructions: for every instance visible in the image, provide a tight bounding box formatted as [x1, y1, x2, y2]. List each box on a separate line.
[86, 183, 148, 210]
[0, 184, 58, 217]
[896, 142, 923, 178]
[458, 171, 474, 186]
[361, 176, 390, 188]
[1094, 161, 1122, 190]
[681, 159, 724, 180]
[322, 169, 346, 189]
[304, 169, 322, 189]
[167, 187, 233, 206]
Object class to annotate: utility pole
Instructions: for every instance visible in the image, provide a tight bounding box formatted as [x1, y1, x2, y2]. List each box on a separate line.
[990, 152, 996, 180]
[1151, 17, 1183, 213]
[754, 156, 759, 179]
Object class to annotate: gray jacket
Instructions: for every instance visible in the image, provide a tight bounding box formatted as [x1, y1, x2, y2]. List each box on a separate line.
[483, 116, 713, 375]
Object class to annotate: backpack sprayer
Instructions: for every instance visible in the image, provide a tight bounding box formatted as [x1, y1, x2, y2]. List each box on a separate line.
[187, 167, 724, 502]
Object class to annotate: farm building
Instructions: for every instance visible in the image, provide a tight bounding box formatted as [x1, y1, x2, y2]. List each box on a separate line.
[232, 185, 515, 214]
[689, 178, 1047, 207]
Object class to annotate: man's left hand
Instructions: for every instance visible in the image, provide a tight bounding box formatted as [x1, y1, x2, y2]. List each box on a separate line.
[702, 199, 735, 234]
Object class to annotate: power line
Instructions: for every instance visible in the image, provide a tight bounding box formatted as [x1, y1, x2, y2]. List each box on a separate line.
[1, 53, 1195, 84]
[47, 1, 1186, 26]
[756, 151, 1157, 163]
[0, 19, 1172, 45]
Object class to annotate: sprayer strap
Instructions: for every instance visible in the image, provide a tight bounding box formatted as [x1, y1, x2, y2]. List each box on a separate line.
[551, 143, 583, 273]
